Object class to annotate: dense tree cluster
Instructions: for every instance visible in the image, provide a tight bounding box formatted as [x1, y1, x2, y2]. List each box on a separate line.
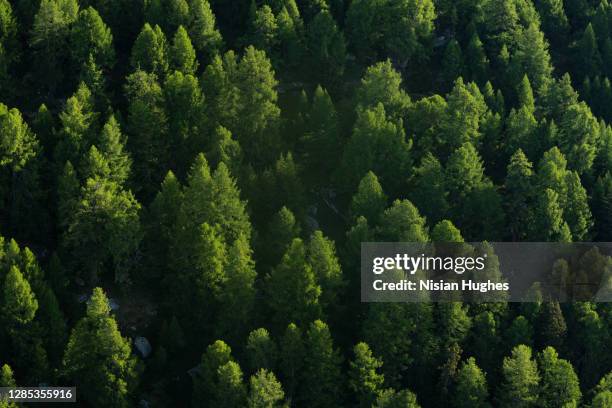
[0, 0, 610, 406]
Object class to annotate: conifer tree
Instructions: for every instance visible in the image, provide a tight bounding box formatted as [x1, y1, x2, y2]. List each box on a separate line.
[454, 357, 489, 408]
[351, 171, 387, 224]
[213, 361, 247, 408]
[246, 328, 278, 372]
[63, 288, 139, 407]
[301, 320, 342, 407]
[70, 7, 115, 74]
[349, 342, 385, 407]
[188, 0, 223, 60]
[279, 322, 304, 399]
[537, 346, 581, 407]
[170, 25, 198, 75]
[2, 265, 37, 326]
[130, 23, 169, 77]
[409, 153, 448, 224]
[378, 199, 429, 242]
[498, 345, 540, 407]
[247, 369, 285, 408]
[267, 239, 321, 329]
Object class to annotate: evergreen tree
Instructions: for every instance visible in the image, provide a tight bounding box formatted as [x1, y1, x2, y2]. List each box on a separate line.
[279, 322, 304, 399]
[189, 0, 223, 61]
[63, 288, 139, 407]
[351, 171, 387, 224]
[267, 239, 321, 329]
[498, 345, 540, 408]
[454, 357, 489, 408]
[301, 320, 342, 407]
[349, 342, 385, 407]
[306, 10, 346, 87]
[130, 23, 169, 77]
[246, 328, 278, 372]
[537, 346, 581, 407]
[70, 7, 115, 74]
[170, 25, 198, 74]
[2, 265, 37, 326]
[213, 361, 247, 408]
[247, 369, 285, 408]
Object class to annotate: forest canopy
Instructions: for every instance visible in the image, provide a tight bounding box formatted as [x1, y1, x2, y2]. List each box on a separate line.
[0, 0, 610, 406]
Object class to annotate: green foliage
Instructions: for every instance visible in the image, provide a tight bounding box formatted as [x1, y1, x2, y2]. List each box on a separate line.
[248, 369, 285, 408]
[454, 357, 489, 408]
[498, 345, 540, 408]
[170, 25, 198, 75]
[349, 342, 385, 407]
[63, 288, 139, 407]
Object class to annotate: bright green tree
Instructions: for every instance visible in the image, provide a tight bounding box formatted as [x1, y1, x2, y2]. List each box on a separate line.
[498, 345, 540, 408]
[63, 288, 139, 407]
[349, 342, 385, 407]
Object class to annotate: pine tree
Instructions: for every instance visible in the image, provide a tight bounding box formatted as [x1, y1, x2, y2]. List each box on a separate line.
[170, 25, 198, 75]
[124, 69, 168, 197]
[374, 388, 421, 408]
[63, 177, 141, 283]
[31, 0, 78, 92]
[349, 342, 385, 407]
[409, 153, 448, 224]
[498, 345, 540, 407]
[97, 114, 131, 185]
[246, 328, 278, 372]
[188, 0, 223, 61]
[247, 369, 285, 408]
[505, 149, 534, 240]
[355, 60, 411, 121]
[301, 320, 342, 407]
[70, 7, 115, 73]
[213, 361, 247, 408]
[130, 23, 169, 77]
[216, 233, 256, 342]
[577, 23, 602, 79]
[454, 357, 489, 408]
[442, 39, 463, 86]
[440, 78, 488, 153]
[63, 288, 139, 407]
[564, 171, 593, 242]
[465, 34, 489, 85]
[306, 10, 346, 87]
[351, 171, 387, 224]
[247, 5, 278, 55]
[279, 322, 304, 399]
[267, 239, 321, 329]
[341, 104, 411, 195]
[431, 220, 463, 242]
[300, 85, 339, 183]
[2, 265, 37, 326]
[537, 347, 581, 407]
[193, 340, 234, 403]
[307, 230, 343, 310]
[378, 199, 429, 242]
